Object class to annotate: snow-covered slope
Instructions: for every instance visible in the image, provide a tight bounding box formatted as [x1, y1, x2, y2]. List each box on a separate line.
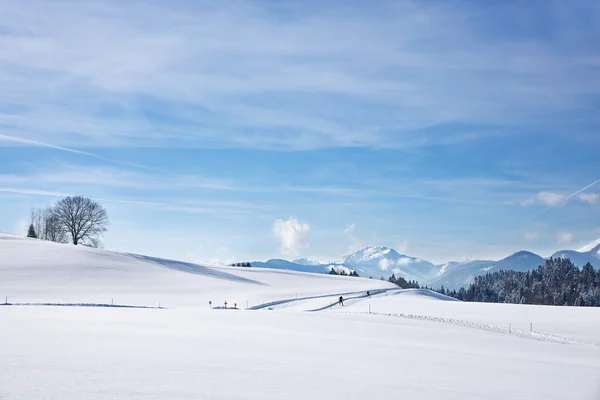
[0, 233, 391, 308]
[1, 233, 600, 400]
[579, 238, 600, 253]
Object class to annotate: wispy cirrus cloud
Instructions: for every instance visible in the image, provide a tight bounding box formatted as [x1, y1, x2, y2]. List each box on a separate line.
[0, 133, 151, 169]
[524, 231, 541, 242]
[1, 1, 599, 151]
[524, 180, 600, 217]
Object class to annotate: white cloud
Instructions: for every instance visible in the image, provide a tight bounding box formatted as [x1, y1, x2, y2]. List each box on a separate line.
[273, 217, 310, 256]
[396, 240, 409, 253]
[557, 232, 574, 245]
[344, 222, 368, 253]
[379, 258, 391, 271]
[344, 223, 356, 235]
[524, 231, 540, 242]
[523, 191, 567, 207]
[379, 257, 412, 271]
[579, 192, 599, 205]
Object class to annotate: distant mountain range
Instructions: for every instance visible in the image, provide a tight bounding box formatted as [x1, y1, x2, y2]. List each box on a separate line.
[252, 240, 600, 290]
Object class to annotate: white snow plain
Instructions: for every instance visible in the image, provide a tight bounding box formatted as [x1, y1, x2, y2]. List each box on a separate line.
[1, 233, 600, 399]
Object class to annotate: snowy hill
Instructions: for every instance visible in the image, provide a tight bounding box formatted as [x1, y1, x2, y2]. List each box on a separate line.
[1, 232, 600, 399]
[0, 233, 391, 308]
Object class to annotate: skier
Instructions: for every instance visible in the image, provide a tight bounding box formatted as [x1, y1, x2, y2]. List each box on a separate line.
[366, 291, 371, 298]
[339, 296, 344, 306]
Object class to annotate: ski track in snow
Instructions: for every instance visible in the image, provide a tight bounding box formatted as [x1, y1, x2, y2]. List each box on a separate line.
[248, 288, 399, 310]
[339, 311, 600, 349]
[250, 289, 600, 349]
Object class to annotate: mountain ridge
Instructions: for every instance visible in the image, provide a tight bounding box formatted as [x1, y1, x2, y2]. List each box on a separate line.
[254, 239, 600, 289]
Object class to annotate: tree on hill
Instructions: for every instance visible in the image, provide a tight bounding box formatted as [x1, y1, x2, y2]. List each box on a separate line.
[29, 207, 68, 243]
[26, 224, 37, 239]
[51, 196, 109, 246]
[388, 274, 420, 289]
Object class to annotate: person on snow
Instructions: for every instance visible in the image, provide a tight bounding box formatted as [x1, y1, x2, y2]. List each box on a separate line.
[339, 296, 344, 306]
[366, 291, 371, 298]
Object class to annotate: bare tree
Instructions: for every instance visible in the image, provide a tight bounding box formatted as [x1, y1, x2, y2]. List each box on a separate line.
[29, 206, 69, 243]
[45, 213, 69, 243]
[51, 196, 109, 246]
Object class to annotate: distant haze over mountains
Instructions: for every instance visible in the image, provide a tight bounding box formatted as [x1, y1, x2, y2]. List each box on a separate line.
[252, 239, 600, 290]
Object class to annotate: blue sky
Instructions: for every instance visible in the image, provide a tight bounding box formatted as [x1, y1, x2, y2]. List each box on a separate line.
[0, 0, 599, 264]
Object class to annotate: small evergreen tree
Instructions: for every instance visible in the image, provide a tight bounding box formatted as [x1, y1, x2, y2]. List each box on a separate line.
[27, 224, 37, 239]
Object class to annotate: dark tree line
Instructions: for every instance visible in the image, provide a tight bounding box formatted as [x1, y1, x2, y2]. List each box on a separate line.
[388, 274, 420, 289]
[437, 258, 600, 307]
[27, 196, 109, 247]
[329, 268, 360, 277]
[230, 262, 252, 267]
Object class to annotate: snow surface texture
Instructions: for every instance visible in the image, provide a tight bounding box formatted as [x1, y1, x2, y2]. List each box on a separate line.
[1, 233, 600, 400]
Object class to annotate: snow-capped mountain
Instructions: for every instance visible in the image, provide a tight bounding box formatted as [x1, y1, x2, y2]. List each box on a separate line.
[578, 238, 600, 253]
[340, 246, 395, 264]
[255, 242, 600, 290]
[338, 246, 438, 282]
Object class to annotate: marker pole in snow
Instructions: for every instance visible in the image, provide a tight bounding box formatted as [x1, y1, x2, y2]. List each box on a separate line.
[530, 323, 533, 333]
[369, 304, 371, 314]
[111, 298, 113, 306]
[509, 323, 511, 334]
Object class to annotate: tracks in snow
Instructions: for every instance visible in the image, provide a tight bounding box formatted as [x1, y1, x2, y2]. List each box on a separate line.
[247, 288, 401, 310]
[250, 290, 600, 349]
[343, 311, 600, 349]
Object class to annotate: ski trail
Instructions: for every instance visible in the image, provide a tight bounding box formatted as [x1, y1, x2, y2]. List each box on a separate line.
[307, 291, 385, 311]
[248, 288, 399, 310]
[341, 311, 600, 349]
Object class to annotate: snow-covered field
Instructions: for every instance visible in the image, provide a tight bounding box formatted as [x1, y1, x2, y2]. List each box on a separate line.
[1, 233, 600, 399]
